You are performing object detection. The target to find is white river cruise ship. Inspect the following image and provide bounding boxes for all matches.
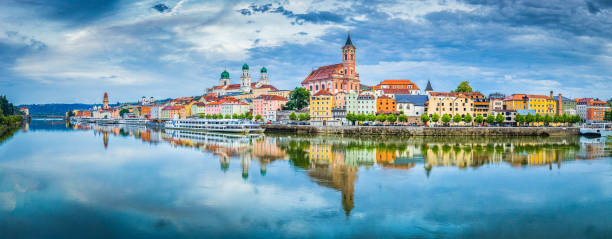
[164,119,265,134]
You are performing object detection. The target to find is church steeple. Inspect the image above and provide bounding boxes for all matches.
[344,32,354,47]
[342,32,356,78]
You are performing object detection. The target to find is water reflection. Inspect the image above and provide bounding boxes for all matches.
[66,122,612,217]
[0,120,610,238]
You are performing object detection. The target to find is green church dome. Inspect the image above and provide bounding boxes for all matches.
[220,70,230,79]
[260,67,267,73]
[242,63,249,70]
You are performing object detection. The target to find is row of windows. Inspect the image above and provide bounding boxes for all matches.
[434,108,473,112]
[436,102,474,106]
[309,83,356,92]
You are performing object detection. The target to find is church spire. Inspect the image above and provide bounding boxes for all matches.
[425,80,433,91]
[344,32,354,47]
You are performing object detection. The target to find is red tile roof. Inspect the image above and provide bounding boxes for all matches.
[257,84,279,91]
[226,84,242,90]
[373,79,420,90]
[162,106,184,110]
[302,64,342,84]
[312,89,333,96]
[257,95,288,101]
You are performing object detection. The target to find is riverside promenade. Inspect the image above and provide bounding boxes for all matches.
[264,125,579,137]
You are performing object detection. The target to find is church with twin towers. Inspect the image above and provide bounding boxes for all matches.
[206,63,278,97]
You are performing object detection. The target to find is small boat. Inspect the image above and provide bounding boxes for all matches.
[580,127,611,137]
[164,119,264,134]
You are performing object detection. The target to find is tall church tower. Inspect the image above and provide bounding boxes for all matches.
[241,63,251,91]
[259,67,268,85]
[220,70,230,86]
[103,92,109,109]
[342,33,356,78]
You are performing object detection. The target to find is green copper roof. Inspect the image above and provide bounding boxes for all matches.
[220,70,230,79]
[242,63,249,70]
[261,67,267,73]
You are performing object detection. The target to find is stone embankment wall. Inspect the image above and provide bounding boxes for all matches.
[264,125,579,137]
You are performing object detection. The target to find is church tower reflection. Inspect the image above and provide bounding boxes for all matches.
[103,132,109,149]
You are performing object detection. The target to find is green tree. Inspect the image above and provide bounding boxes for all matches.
[255,114,263,121]
[386,114,397,123]
[432,113,440,124]
[464,114,472,125]
[398,114,408,123]
[475,114,484,124]
[283,87,310,110]
[225,114,231,119]
[0,95,18,116]
[452,81,473,93]
[604,111,612,121]
[453,114,463,125]
[289,112,298,121]
[199,114,204,119]
[245,112,253,120]
[535,114,543,124]
[231,113,238,119]
[366,113,376,122]
[298,113,309,121]
[119,108,129,117]
[420,114,429,125]
[441,114,451,126]
[525,114,535,126]
[515,114,524,126]
[495,113,505,125]
[486,115,495,125]
[544,114,553,126]
[346,113,355,124]
[376,114,386,122]
[358,113,366,122]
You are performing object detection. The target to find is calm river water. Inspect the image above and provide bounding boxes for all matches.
[0,119,611,238]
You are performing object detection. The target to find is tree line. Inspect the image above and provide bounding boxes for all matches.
[0,96,23,128]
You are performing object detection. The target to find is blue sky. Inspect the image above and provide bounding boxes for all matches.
[0,0,610,104]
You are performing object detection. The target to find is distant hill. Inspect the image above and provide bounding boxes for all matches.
[19,104,95,116]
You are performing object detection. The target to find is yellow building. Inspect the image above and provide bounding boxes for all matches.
[426,92,474,124]
[310,90,335,122]
[504,94,557,115]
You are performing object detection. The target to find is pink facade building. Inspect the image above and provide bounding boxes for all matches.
[253,95,288,121]
[302,33,360,95]
[205,102,221,115]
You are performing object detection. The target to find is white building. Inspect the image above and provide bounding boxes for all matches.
[354,92,377,115]
[395,95,428,116]
[220,101,250,116]
[150,105,163,119]
[191,102,206,116]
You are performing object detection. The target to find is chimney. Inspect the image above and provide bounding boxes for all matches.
[558,93,562,116]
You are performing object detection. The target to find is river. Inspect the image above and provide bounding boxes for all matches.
[0,119,611,238]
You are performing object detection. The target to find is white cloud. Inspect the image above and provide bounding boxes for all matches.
[379,0,477,23]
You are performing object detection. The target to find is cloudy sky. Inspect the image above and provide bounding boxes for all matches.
[1,0,611,104]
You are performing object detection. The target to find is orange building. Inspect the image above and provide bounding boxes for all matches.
[140,105,152,119]
[76,110,91,117]
[376,95,397,114]
[588,100,610,121]
[373,79,420,95]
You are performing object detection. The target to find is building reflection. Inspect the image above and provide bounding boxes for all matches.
[68,123,611,217]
